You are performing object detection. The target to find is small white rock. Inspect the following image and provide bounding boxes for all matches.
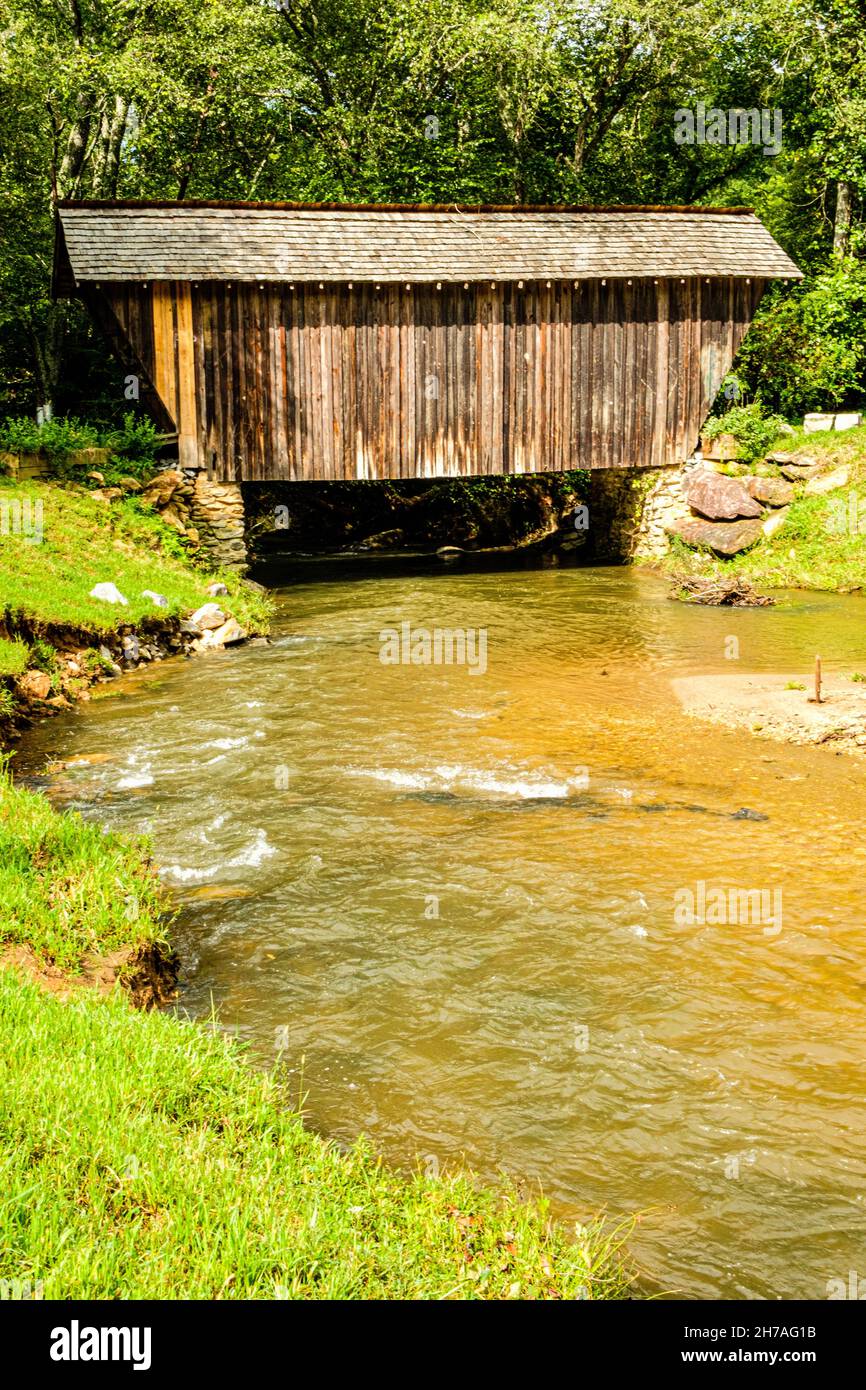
[834,412,863,432]
[206,582,229,597]
[142,589,169,608]
[89,582,129,606]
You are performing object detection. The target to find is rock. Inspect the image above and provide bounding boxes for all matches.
[834,412,863,431]
[89,582,129,606]
[209,618,246,647]
[121,635,140,664]
[17,670,52,701]
[190,603,226,630]
[180,619,204,638]
[746,476,794,507]
[116,475,143,492]
[781,463,819,482]
[684,469,762,521]
[804,466,850,496]
[667,516,765,556]
[765,451,796,465]
[804,413,835,433]
[87,471,106,486]
[700,432,741,462]
[141,589,169,608]
[160,503,187,534]
[206,582,229,597]
[248,636,271,647]
[762,506,790,539]
[90,487,123,503]
[45,694,70,709]
[357,528,405,549]
[139,469,184,508]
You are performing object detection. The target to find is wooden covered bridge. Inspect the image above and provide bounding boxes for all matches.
[53,202,800,483]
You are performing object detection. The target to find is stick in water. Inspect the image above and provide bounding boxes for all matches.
[814,654,822,704]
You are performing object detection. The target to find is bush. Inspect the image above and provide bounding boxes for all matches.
[0,412,160,482]
[0,417,42,454]
[104,411,160,466]
[36,417,100,467]
[736,263,866,417]
[702,402,788,463]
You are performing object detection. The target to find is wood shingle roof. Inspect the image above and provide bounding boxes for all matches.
[55,201,801,288]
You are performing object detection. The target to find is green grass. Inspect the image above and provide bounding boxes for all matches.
[0,971,631,1300]
[0,478,269,635]
[0,766,169,971]
[669,425,866,593]
[0,772,632,1300]
[0,636,28,677]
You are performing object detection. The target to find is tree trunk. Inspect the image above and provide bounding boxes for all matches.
[833,180,852,258]
[30,304,66,421]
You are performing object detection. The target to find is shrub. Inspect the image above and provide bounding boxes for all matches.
[702,402,788,463]
[736,263,866,417]
[0,417,42,454]
[104,412,160,466]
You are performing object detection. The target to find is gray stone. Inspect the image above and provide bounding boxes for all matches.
[142,589,169,608]
[667,516,765,556]
[206,582,229,597]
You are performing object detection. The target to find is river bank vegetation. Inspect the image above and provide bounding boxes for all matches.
[667,425,866,592]
[0,765,632,1300]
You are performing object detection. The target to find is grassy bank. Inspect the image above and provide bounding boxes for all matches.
[667,425,866,593]
[0,476,268,644]
[0,770,632,1300]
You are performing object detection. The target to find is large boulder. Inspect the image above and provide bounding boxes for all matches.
[684,469,762,521]
[746,476,794,507]
[667,516,765,556]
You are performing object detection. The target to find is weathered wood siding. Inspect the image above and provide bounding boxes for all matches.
[99,277,765,481]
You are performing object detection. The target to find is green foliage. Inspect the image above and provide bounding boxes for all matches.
[0,411,160,483]
[0,417,42,454]
[736,263,866,416]
[28,638,57,675]
[0,636,28,677]
[702,402,788,462]
[104,412,161,465]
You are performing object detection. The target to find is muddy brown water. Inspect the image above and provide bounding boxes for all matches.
[18,558,866,1298]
